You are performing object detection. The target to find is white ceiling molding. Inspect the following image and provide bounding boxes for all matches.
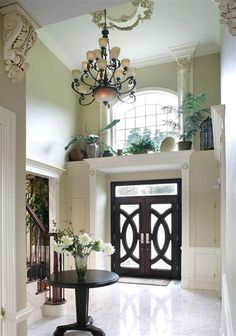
[36,28,73,70]
[170,42,199,61]
[0,2,39,83]
[214,0,236,36]
[92,0,154,31]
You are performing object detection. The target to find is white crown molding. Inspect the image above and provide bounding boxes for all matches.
[132,45,220,69]
[0,3,39,83]
[170,42,199,62]
[132,53,175,68]
[26,158,65,179]
[36,28,73,71]
[214,0,236,36]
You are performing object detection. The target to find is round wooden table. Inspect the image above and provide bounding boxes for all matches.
[47,270,119,336]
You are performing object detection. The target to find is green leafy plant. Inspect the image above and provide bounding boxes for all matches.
[123,128,157,154]
[26,175,49,231]
[163,92,210,141]
[65,119,120,152]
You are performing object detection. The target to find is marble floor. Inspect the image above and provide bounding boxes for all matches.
[28,281,221,336]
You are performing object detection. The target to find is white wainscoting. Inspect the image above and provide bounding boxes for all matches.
[189,247,220,290]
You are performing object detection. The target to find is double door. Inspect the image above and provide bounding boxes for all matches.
[111,181,181,279]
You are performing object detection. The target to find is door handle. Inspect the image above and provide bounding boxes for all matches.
[140,233,144,244]
[146,233,150,244]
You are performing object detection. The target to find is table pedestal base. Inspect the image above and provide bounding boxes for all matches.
[54,319,105,336]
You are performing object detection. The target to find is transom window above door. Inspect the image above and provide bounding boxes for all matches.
[111,90,178,150]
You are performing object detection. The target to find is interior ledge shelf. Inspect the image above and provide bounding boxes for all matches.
[84,150,193,174]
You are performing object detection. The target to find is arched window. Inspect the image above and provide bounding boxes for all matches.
[111,89,178,150]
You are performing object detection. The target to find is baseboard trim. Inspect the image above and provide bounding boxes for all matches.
[222,273,234,336]
[16,307,32,324]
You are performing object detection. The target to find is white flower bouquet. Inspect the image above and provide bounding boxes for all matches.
[53,228,115,258]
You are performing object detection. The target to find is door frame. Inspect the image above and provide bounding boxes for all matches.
[0,106,16,336]
[111,178,182,278]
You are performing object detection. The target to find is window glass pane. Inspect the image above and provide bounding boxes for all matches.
[115,183,178,197]
[146,115,156,127]
[136,106,145,117]
[146,105,156,115]
[126,118,135,129]
[136,117,145,128]
[112,90,178,150]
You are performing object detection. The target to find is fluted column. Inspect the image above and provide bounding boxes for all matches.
[0,3,39,83]
[170,43,198,103]
[214,0,236,36]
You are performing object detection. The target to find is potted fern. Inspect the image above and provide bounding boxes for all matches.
[163,92,210,150]
[123,128,157,154]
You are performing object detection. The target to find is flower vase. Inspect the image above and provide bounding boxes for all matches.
[86,143,100,158]
[74,255,88,279]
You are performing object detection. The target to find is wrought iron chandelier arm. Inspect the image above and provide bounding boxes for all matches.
[117,90,136,104]
[86,64,101,83]
[71,82,94,96]
[79,95,95,106]
[116,78,136,95]
[80,71,98,88]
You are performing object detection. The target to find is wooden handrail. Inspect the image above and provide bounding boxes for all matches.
[26,202,48,234]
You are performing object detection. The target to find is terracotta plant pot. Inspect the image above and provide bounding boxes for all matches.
[69,147,86,161]
[177,140,192,151]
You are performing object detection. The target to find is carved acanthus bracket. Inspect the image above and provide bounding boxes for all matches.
[1,6,38,83]
[215,0,236,36]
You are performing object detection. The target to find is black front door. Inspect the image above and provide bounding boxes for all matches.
[111,180,181,279]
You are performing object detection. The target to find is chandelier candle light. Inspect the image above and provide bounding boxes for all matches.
[71,9,136,107]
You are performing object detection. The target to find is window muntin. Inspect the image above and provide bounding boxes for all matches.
[112,90,178,150]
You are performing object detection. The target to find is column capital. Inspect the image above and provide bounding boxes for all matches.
[170,42,199,65]
[214,0,236,36]
[0,3,40,83]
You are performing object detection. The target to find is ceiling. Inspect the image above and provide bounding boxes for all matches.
[7,0,221,70]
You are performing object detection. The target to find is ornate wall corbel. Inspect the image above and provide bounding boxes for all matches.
[215,0,236,36]
[1,4,39,83]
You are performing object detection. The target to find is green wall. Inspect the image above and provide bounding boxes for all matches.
[26,38,78,168]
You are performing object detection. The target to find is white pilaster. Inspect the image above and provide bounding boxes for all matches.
[170,43,198,103]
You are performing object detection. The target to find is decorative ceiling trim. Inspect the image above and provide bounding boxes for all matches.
[0,3,39,83]
[92,0,154,31]
[214,0,236,36]
[170,42,199,62]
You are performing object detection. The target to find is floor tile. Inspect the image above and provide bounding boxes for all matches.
[27,282,221,336]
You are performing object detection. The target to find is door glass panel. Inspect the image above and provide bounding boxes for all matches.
[126,224,133,249]
[121,257,139,268]
[116,183,177,197]
[121,204,139,214]
[165,213,172,233]
[152,259,171,270]
[157,224,165,250]
[151,203,171,213]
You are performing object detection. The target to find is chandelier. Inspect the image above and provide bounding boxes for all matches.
[71,9,136,108]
